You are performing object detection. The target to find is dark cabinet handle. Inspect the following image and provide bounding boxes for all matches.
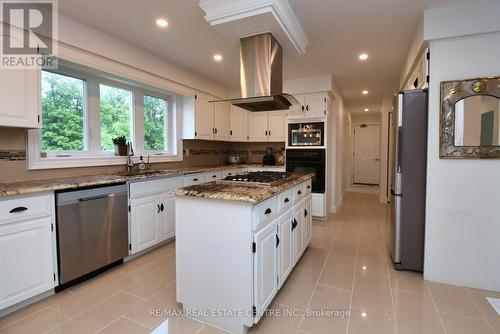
[301,105,305,112]
[276,234,280,247]
[306,105,309,111]
[264,208,272,215]
[292,219,298,231]
[230,130,233,136]
[157,204,161,213]
[212,175,217,178]
[297,190,302,195]
[265,130,268,136]
[193,178,199,181]
[9,206,28,213]
[215,128,218,134]
[307,185,311,189]
[305,209,308,218]
[161,203,164,212]
[268,130,271,136]
[284,198,290,203]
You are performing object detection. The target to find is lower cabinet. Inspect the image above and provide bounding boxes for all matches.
[277,208,293,288]
[292,201,304,264]
[0,194,56,311]
[129,177,182,254]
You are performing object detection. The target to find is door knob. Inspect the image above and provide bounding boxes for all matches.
[374,158,380,161]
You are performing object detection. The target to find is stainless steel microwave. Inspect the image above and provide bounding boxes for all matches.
[288,122,324,146]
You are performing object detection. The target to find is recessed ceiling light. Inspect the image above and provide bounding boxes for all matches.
[362,90,369,95]
[362,265,367,270]
[364,108,369,112]
[213,54,223,62]
[361,312,367,318]
[156,18,168,28]
[359,53,368,60]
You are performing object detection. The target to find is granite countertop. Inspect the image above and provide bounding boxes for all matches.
[173,173,315,204]
[0,164,285,198]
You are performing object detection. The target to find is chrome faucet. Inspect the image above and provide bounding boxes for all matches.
[126,142,135,172]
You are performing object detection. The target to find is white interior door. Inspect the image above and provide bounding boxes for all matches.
[353,124,381,185]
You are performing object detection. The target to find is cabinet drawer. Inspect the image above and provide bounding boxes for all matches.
[129,176,183,199]
[184,173,207,186]
[293,183,305,203]
[0,193,53,224]
[277,189,294,214]
[222,169,246,178]
[206,171,223,181]
[254,197,277,231]
[303,179,312,195]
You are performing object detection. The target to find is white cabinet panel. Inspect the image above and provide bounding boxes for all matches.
[311,193,325,218]
[303,197,312,248]
[286,94,306,120]
[214,102,230,141]
[195,94,214,140]
[158,196,175,242]
[277,209,293,288]
[293,203,303,264]
[253,220,278,322]
[268,111,286,142]
[0,36,40,128]
[130,196,158,253]
[206,171,223,181]
[229,106,248,142]
[184,173,207,186]
[305,93,327,118]
[0,217,54,310]
[248,112,269,142]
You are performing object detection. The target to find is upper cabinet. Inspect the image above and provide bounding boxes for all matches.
[183,93,230,141]
[213,102,230,141]
[229,105,248,142]
[248,111,285,142]
[0,64,41,128]
[287,93,329,119]
[194,93,214,140]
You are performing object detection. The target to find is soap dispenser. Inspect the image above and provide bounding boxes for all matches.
[138,156,146,171]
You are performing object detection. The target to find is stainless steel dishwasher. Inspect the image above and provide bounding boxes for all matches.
[56,184,128,286]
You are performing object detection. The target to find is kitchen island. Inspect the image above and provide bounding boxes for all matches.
[174,172,314,333]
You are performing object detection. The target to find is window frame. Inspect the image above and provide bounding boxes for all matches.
[28,63,182,170]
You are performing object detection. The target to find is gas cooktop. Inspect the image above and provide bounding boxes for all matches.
[217,171,297,187]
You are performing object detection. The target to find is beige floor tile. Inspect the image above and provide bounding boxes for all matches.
[299,285,351,334]
[469,293,500,333]
[248,304,302,334]
[1,307,66,334]
[389,269,428,294]
[121,251,174,279]
[50,272,138,319]
[296,246,328,272]
[125,259,176,299]
[96,317,149,334]
[440,312,495,334]
[329,239,357,261]
[46,292,143,334]
[150,317,204,334]
[347,307,396,334]
[427,281,483,318]
[392,289,445,334]
[356,247,389,277]
[125,283,181,328]
[351,273,393,316]
[335,225,360,242]
[466,288,500,298]
[0,290,72,329]
[309,230,335,250]
[318,258,355,290]
[274,268,319,310]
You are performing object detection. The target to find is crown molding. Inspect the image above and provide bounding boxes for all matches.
[199,0,308,54]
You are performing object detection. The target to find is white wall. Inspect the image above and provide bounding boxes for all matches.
[424,32,500,291]
[351,113,381,124]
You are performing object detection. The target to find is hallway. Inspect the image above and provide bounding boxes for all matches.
[0,191,498,334]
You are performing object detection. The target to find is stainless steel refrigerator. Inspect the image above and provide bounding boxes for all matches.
[389,89,428,271]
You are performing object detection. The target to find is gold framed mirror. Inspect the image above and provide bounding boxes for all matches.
[440,76,500,158]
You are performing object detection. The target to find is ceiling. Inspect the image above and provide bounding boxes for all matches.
[57,0,470,113]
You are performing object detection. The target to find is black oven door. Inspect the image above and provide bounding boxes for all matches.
[286,149,326,193]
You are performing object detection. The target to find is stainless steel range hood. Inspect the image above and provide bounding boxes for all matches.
[213,33,299,112]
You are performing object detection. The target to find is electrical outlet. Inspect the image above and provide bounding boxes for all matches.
[185,148,190,157]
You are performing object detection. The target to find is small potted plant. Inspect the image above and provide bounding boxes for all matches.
[112,136,128,156]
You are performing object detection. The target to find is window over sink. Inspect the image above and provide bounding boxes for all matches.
[28,60,181,169]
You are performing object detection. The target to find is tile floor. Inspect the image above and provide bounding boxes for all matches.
[1,190,499,334]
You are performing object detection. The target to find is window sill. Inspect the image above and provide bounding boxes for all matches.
[27,154,183,170]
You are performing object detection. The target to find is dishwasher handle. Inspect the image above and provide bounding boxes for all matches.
[78,194,117,202]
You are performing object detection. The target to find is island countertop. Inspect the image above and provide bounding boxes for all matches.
[173,172,315,203]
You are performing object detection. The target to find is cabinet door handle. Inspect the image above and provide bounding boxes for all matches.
[284,197,290,203]
[265,130,268,136]
[306,105,309,111]
[297,190,302,195]
[157,204,161,213]
[264,208,272,215]
[292,219,298,231]
[305,209,308,218]
[276,234,280,247]
[307,185,311,189]
[230,130,233,136]
[9,206,28,213]
[301,105,305,112]
[193,178,199,182]
[215,128,218,134]
[268,130,271,136]
[161,203,164,212]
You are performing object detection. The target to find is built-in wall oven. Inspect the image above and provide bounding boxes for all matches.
[288,122,324,147]
[286,149,326,193]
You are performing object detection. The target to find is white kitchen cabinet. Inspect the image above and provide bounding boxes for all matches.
[129,177,182,254]
[206,171,223,181]
[214,102,230,141]
[0,36,40,128]
[277,208,293,288]
[194,93,215,140]
[0,193,56,311]
[253,220,278,322]
[292,202,304,264]
[130,196,159,253]
[303,197,312,247]
[286,93,329,119]
[184,173,207,186]
[229,105,249,142]
[248,111,285,142]
[311,193,326,218]
[268,111,286,142]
